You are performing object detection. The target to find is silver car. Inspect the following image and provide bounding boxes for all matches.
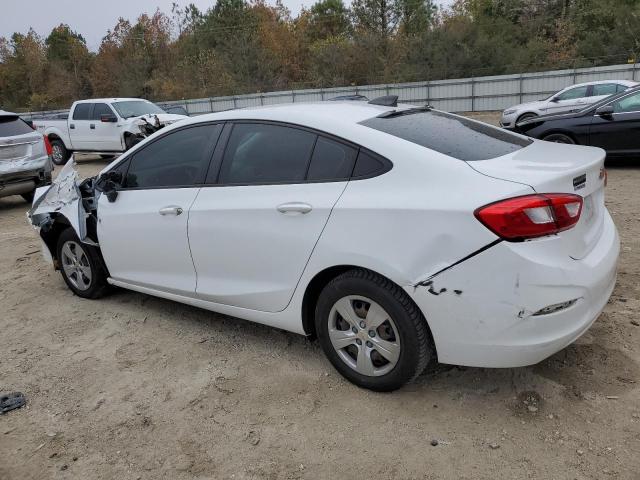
[0,110,53,202]
[500,80,638,127]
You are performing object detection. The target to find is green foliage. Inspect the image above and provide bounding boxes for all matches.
[0,0,639,111]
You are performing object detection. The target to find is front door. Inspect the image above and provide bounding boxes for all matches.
[97,123,222,295]
[91,103,122,151]
[589,90,640,156]
[545,85,590,115]
[189,123,357,312]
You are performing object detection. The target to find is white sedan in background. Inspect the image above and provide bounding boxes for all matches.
[500,79,638,127]
[29,97,619,391]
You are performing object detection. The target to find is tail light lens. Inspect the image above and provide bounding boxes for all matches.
[475,194,583,241]
[43,136,53,156]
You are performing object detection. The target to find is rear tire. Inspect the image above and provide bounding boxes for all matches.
[315,268,432,391]
[543,133,575,144]
[56,228,110,299]
[50,139,70,165]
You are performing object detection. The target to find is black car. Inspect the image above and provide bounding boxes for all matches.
[512,85,640,158]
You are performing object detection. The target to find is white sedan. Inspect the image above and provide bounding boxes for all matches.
[29,97,619,391]
[500,79,638,127]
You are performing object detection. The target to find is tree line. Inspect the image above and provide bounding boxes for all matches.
[1,0,639,112]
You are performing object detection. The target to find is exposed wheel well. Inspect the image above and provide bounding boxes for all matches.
[39,216,71,268]
[302,265,355,338]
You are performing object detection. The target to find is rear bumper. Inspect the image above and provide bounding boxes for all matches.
[406,211,620,368]
[0,157,52,198]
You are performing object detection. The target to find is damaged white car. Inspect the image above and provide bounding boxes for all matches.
[28,97,620,391]
[31,98,188,165]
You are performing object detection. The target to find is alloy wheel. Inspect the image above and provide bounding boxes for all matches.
[60,241,92,291]
[327,295,401,376]
[52,144,64,163]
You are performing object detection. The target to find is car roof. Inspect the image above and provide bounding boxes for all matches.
[0,109,18,117]
[565,79,638,89]
[191,101,402,133]
[74,98,152,104]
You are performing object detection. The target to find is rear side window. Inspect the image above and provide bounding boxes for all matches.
[360,110,531,161]
[616,84,631,93]
[307,137,357,181]
[0,116,34,137]
[219,123,316,184]
[591,84,618,96]
[125,124,222,188]
[73,104,92,120]
[92,103,114,120]
[353,150,387,177]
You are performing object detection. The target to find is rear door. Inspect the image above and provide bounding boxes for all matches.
[188,122,355,312]
[97,123,222,295]
[68,103,93,150]
[589,90,640,156]
[90,103,122,151]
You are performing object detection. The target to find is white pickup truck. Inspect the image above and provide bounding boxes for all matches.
[32,98,188,165]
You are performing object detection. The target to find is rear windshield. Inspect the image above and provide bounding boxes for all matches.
[0,116,34,137]
[360,110,532,161]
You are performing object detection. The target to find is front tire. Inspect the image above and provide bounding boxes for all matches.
[543,133,575,144]
[56,228,110,299]
[315,269,432,391]
[50,139,70,165]
[517,112,538,123]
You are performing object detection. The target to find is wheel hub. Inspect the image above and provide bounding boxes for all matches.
[327,295,401,377]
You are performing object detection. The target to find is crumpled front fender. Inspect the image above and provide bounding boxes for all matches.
[28,157,88,241]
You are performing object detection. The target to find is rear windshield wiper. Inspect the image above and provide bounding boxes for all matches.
[376,106,433,119]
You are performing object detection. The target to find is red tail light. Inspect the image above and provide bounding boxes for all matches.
[475,194,583,241]
[43,136,53,156]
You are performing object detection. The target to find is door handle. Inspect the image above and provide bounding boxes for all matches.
[90,124,95,129]
[159,206,184,216]
[277,202,312,215]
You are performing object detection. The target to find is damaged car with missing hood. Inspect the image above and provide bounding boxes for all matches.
[31,98,188,165]
[28,97,620,391]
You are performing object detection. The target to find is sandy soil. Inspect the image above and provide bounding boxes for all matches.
[1,120,639,479]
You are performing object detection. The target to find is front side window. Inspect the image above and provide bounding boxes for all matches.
[125,124,222,188]
[556,86,588,101]
[219,123,316,184]
[92,103,114,120]
[73,103,92,120]
[612,91,640,113]
[112,101,165,119]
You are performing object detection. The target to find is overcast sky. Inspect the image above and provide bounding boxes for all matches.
[1,0,454,51]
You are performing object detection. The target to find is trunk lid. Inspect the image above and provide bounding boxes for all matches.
[468,139,607,259]
[0,132,44,163]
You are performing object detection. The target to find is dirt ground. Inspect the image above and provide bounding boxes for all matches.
[1,114,639,480]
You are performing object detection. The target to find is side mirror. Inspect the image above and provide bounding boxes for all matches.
[595,105,614,117]
[97,171,123,203]
[100,114,118,123]
[550,97,560,103]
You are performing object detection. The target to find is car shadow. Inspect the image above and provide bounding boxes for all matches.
[102,287,639,406]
